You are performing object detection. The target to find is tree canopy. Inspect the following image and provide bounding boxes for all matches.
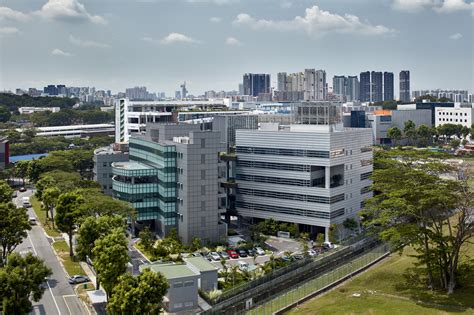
[0,203,31,262]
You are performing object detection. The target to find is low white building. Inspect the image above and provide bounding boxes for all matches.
[16,123,114,138]
[18,107,60,114]
[435,104,474,128]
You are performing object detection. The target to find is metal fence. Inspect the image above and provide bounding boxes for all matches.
[246,244,389,315]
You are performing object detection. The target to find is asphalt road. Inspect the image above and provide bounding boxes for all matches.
[14,190,87,315]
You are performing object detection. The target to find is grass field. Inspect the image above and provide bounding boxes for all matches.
[287,245,474,315]
[30,196,61,237]
[52,240,86,277]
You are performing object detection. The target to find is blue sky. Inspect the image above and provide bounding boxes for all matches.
[0,0,472,95]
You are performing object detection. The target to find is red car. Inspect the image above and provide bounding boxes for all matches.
[227,250,239,259]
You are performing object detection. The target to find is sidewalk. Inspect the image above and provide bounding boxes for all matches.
[80,262,100,289]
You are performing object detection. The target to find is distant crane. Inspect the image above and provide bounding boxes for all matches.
[180,81,188,99]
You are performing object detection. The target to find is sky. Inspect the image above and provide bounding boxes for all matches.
[0,0,473,96]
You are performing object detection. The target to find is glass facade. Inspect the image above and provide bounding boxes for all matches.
[112,137,177,225]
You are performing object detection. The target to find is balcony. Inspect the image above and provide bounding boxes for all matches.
[220,178,237,188]
[219,152,237,162]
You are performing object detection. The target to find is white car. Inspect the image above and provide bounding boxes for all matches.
[22,197,31,208]
[210,252,221,261]
[29,217,37,225]
[307,249,317,257]
[255,247,265,256]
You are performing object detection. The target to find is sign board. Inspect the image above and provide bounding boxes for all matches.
[277,231,290,238]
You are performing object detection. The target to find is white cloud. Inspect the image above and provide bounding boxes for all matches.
[141,36,154,43]
[51,48,73,56]
[210,17,222,23]
[0,27,21,35]
[36,0,107,25]
[225,36,242,46]
[233,6,394,37]
[449,32,463,39]
[434,0,474,13]
[187,0,237,4]
[69,35,109,48]
[0,7,30,22]
[160,33,201,44]
[392,0,436,12]
[280,0,293,9]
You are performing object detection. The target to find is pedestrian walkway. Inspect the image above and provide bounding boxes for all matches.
[80,262,99,289]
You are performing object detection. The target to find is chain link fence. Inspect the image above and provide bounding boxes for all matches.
[246,244,389,315]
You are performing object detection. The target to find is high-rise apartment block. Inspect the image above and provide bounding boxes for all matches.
[242,73,270,97]
[399,70,410,103]
[359,72,371,102]
[371,71,383,103]
[383,72,394,101]
[333,76,346,99]
[346,76,360,102]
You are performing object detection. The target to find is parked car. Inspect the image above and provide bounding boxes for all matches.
[204,253,213,261]
[307,249,317,257]
[191,252,202,257]
[19,187,27,192]
[238,261,249,271]
[210,252,221,261]
[281,256,293,262]
[255,247,265,256]
[68,275,90,284]
[227,249,239,259]
[292,254,304,260]
[322,242,334,250]
[238,249,248,257]
[11,191,17,198]
[219,251,229,259]
[247,249,255,256]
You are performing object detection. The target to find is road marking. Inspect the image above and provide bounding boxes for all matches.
[27,231,62,315]
[62,296,72,315]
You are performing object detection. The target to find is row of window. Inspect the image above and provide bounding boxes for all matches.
[439,112,469,116]
[361,186,372,194]
[237,160,313,172]
[236,201,344,220]
[438,118,469,123]
[236,146,330,158]
[238,188,345,204]
[236,173,312,187]
[360,171,372,180]
[129,142,176,159]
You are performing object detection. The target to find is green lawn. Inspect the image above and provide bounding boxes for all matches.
[52,240,86,277]
[30,196,61,237]
[287,245,474,315]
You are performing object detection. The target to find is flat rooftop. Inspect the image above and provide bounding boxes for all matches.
[112,161,154,170]
[142,263,199,279]
[185,257,218,272]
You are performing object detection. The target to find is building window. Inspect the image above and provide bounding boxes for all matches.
[201,185,206,195]
[184,280,194,287]
[173,303,183,309]
[173,282,183,288]
[201,154,206,164]
[201,170,206,180]
[201,138,206,148]
[184,301,194,307]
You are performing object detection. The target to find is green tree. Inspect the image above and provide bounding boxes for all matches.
[450,138,460,149]
[76,215,125,261]
[35,175,55,201]
[139,227,155,253]
[470,124,474,139]
[15,160,30,185]
[55,192,84,257]
[0,252,52,314]
[2,129,21,142]
[21,127,37,142]
[416,124,433,147]
[0,203,31,262]
[190,237,201,252]
[403,120,417,145]
[107,269,169,315]
[93,228,129,295]
[460,125,470,140]
[41,186,60,228]
[0,105,11,123]
[300,232,310,256]
[342,218,358,231]
[0,180,13,203]
[386,127,402,146]
[77,188,134,217]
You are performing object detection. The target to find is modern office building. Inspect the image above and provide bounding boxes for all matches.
[16,124,115,138]
[93,143,129,196]
[304,69,317,101]
[383,72,394,101]
[111,123,227,243]
[242,73,270,97]
[115,98,230,142]
[43,85,59,96]
[346,76,360,102]
[397,101,455,125]
[371,71,383,103]
[234,102,373,241]
[212,115,258,149]
[315,70,327,101]
[277,72,287,92]
[359,72,371,102]
[399,70,411,102]
[18,107,61,114]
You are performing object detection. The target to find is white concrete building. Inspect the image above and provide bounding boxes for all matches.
[435,104,474,128]
[234,102,373,241]
[115,98,231,142]
[18,107,60,114]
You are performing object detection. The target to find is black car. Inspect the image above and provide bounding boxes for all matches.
[238,249,248,257]
[247,249,255,256]
[19,187,27,192]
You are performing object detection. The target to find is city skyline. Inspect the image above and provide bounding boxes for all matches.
[0,0,472,95]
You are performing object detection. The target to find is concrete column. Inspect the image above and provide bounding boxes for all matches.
[325,166,331,189]
[324,226,329,243]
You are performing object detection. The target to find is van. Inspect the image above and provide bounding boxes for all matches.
[238,261,249,271]
[22,197,31,208]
